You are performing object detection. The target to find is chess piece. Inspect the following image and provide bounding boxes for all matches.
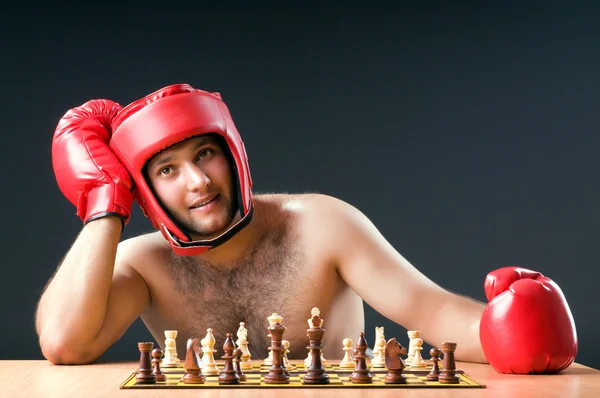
[183,338,205,384]
[439,342,460,384]
[304,308,327,366]
[373,327,383,355]
[219,333,240,384]
[372,327,384,352]
[282,340,291,374]
[371,327,386,368]
[162,330,180,368]
[264,313,283,365]
[427,347,442,381]
[201,328,220,375]
[136,342,157,384]
[236,322,252,370]
[152,348,167,382]
[405,330,420,366]
[384,338,407,384]
[304,350,311,366]
[410,337,427,367]
[339,338,355,368]
[303,309,330,384]
[233,348,247,381]
[264,319,290,384]
[350,333,373,383]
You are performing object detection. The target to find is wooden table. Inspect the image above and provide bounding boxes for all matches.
[0,360,598,398]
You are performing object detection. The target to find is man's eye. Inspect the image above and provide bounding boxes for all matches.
[159,167,171,175]
[198,149,213,159]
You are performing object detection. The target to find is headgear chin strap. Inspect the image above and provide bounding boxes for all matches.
[109,83,253,255]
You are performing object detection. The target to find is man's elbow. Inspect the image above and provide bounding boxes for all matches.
[39,334,101,365]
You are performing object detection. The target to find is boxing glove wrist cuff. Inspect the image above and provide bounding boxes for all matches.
[78,184,133,226]
[85,212,127,233]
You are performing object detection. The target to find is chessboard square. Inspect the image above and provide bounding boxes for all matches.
[175,380,207,386]
[406,377,427,385]
[457,375,479,386]
[335,368,354,373]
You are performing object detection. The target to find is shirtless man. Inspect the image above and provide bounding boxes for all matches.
[36,84,577,374]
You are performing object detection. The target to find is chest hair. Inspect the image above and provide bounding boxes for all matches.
[165,222,305,357]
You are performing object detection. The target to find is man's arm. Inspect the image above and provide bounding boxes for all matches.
[313,195,487,363]
[35,217,150,364]
[42,98,146,364]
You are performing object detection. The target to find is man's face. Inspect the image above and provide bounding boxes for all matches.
[146,135,238,240]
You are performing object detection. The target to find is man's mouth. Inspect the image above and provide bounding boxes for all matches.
[190,194,219,209]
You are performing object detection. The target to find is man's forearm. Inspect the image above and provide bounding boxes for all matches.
[447,294,487,363]
[35,217,122,361]
[424,292,487,364]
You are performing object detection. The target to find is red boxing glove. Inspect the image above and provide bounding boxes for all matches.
[480,266,577,374]
[52,99,133,226]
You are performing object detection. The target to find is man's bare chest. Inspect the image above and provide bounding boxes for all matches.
[146,232,319,358]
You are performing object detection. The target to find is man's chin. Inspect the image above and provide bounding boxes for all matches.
[182,211,240,241]
[186,221,236,241]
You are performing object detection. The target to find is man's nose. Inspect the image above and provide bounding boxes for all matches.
[183,163,210,191]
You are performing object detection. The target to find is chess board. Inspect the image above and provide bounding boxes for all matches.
[120,362,486,389]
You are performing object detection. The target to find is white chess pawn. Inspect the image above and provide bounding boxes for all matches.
[338,338,355,368]
[304,348,312,367]
[201,328,220,375]
[282,340,291,369]
[411,337,427,367]
[265,313,283,365]
[406,330,421,366]
[161,330,180,368]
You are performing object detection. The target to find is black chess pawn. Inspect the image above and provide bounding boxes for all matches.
[351,333,373,383]
[427,347,441,381]
[152,348,167,382]
[233,348,247,382]
[136,342,157,384]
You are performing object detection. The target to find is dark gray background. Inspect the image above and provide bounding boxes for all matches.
[2,2,598,370]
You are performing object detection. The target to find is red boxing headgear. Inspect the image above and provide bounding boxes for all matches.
[109,83,253,256]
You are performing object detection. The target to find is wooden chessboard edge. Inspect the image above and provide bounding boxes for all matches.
[119,371,487,389]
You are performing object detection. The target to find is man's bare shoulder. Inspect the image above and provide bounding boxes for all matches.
[116,231,172,270]
[253,192,356,223]
[254,192,361,252]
